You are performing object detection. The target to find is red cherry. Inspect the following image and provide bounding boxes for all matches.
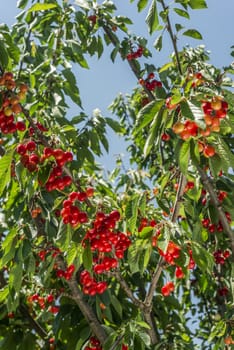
[161,133,170,141]
[175,266,184,279]
[16,143,27,155]
[96,281,107,294]
[49,306,59,314]
[47,294,54,303]
[16,121,26,131]
[26,140,36,152]
[43,147,54,158]
[203,145,215,158]
[161,281,174,296]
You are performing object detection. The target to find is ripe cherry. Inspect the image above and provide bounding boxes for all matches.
[203,145,215,158]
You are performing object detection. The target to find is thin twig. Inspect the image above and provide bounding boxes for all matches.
[160,0,183,75]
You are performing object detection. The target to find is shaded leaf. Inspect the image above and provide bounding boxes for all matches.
[0,149,14,197]
[0,41,9,69]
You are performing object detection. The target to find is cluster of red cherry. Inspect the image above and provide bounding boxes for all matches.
[158,241,181,265]
[161,281,175,297]
[27,292,59,314]
[16,141,73,190]
[202,97,228,119]
[159,242,195,295]
[84,210,131,258]
[171,93,229,158]
[200,188,227,206]
[213,249,230,265]
[80,270,108,296]
[37,246,61,262]
[78,210,131,296]
[0,72,28,134]
[60,189,94,226]
[84,336,128,350]
[202,211,231,233]
[84,336,102,350]
[139,72,162,91]
[55,264,75,281]
[126,45,143,60]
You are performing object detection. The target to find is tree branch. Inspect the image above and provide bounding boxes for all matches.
[101,23,155,102]
[106,270,144,309]
[160,0,182,75]
[19,304,48,341]
[56,257,107,344]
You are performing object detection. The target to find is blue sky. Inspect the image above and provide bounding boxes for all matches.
[0,0,233,170]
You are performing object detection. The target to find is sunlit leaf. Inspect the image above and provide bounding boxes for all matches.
[146,0,159,34]
[137,0,148,12]
[28,3,58,12]
[183,29,203,40]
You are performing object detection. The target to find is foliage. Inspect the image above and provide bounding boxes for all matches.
[0,0,234,349]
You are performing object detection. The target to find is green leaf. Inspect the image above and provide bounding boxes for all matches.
[154,35,162,51]
[106,117,123,133]
[97,35,104,59]
[28,3,58,12]
[137,331,151,346]
[175,23,184,32]
[17,0,29,9]
[66,242,78,266]
[134,100,164,135]
[159,62,174,73]
[143,107,165,157]
[208,320,226,342]
[9,262,23,293]
[75,0,91,9]
[183,29,203,40]
[191,241,214,273]
[138,226,154,239]
[208,154,222,177]
[212,137,234,174]
[0,41,9,69]
[125,195,140,233]
[83,243,92,272]
[176,140,190,175]
[137,0,148,12]
[111,295,122,318]
[146,0,159,34]
[157,226,170,253]
[0,286,9,303]
[174,8,190,19]
[189,0,207,9]
[38,165,51,186]
[0,149,14,197]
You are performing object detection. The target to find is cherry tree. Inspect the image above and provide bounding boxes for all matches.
[0,0,233,349]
